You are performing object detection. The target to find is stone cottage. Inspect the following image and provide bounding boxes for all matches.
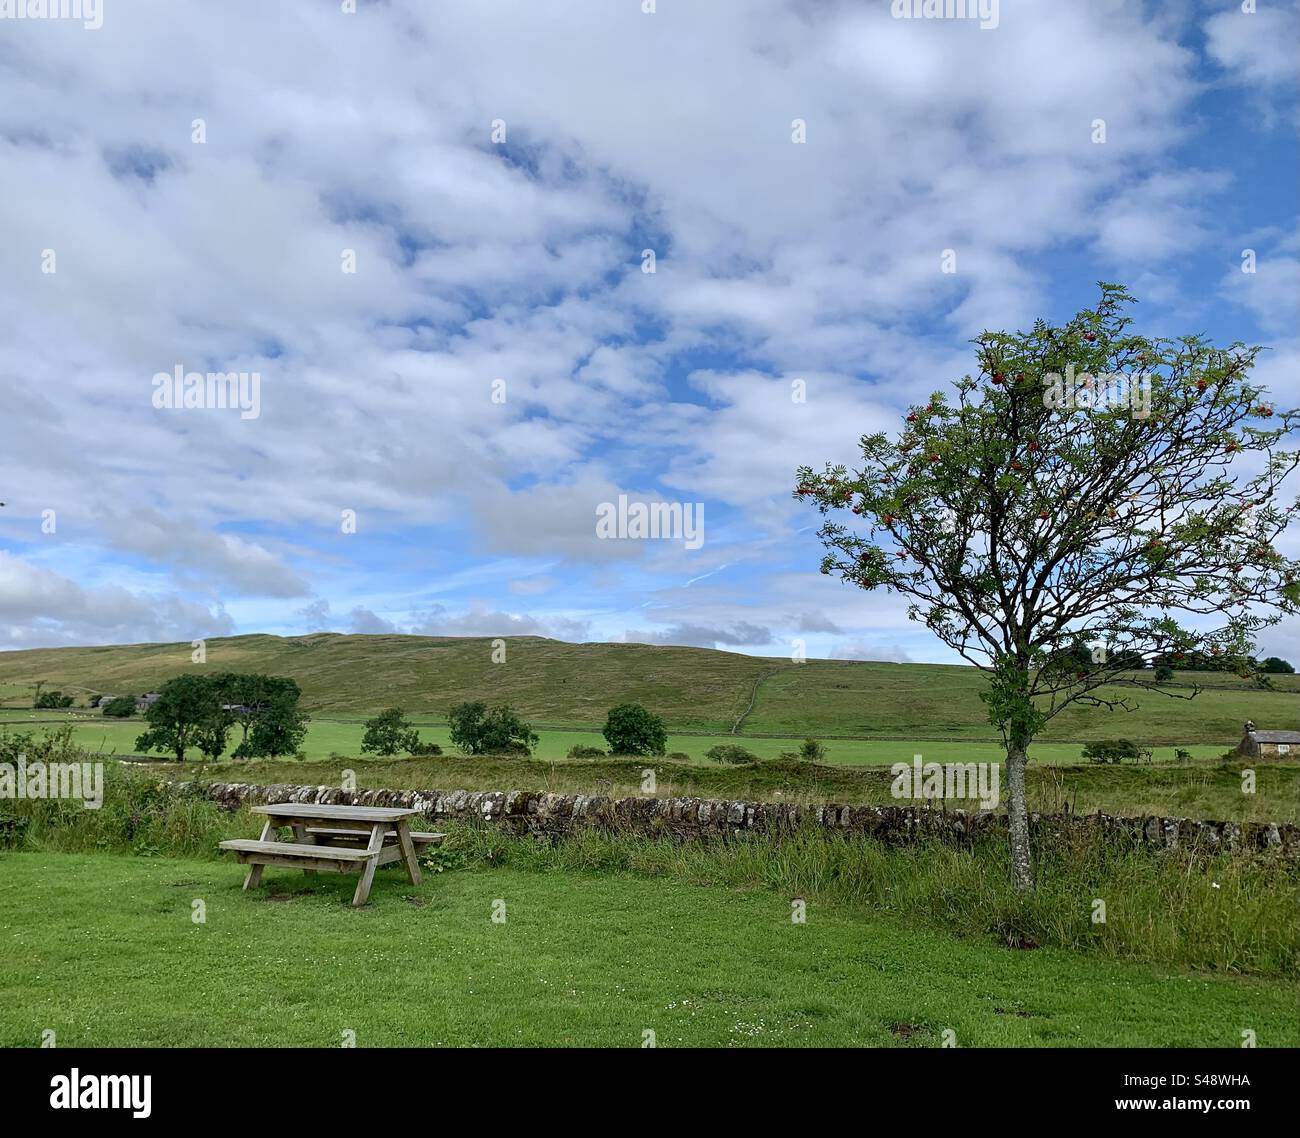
[1237,721,1300,759]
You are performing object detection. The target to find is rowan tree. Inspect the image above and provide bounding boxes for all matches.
[796,283,1299,891]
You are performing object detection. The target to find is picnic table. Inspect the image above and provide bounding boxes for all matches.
[219,803,444,906]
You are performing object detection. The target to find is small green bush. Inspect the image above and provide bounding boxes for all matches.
[447,702,539,756]
[361,707,419,756]
[705,744,760,765]
[102,695,137,718]
[567,744,607,759]
[601,704,667,757]
[799,737,827,762]
[1082,739,1151,765]
[422,846,466,874]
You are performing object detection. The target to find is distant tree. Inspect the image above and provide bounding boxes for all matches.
[1260,656,1295,674]
[102,695,137,718]
[705,743,759,765]
[135,675,226,762]
[601,703,667,756]
[1081,739,1151,765]
[246,683,310,757]
[361,708,420,757]
[798,284,1299,892]
[447,701,539,756]
[798,737,827,762]
[35,690,75,709]
[215,673,309,758]
[1153,664,1175,683]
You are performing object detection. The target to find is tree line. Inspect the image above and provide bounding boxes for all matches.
[360,701,670,759]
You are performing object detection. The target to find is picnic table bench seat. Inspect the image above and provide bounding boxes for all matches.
[304,826,446,847]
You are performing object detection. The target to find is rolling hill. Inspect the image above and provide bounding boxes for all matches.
[0,633,1295,744]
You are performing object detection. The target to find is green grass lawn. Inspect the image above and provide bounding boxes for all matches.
[0,708,1241,767]
[2,851,1294,1048]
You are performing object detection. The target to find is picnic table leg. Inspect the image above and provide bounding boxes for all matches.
[291,823,318,876]
[244,818,276,891]
[351,823,387,907]
[394,820,423,886]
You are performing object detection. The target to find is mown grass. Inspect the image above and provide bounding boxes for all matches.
[2,849,1295,1048]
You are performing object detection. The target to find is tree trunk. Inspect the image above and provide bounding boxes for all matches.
[1005,739,1032,893]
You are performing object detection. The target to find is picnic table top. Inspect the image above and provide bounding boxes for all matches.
[251,802,421,822]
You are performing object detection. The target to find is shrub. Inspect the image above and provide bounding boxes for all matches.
[447,702,539,756]
[361,708,420,756]
[567,744,606,759]
[1153,664,1175,682]
[407,741,443,756]
[798,737,827,762]
[667,752,691,762]
[35,690,74,709]
[1081,739,1152,765]
[705,744,760,765]
[0,813,31,847]
[422,846,466,874]
[102,695,137,718]
[1174,748,1192,762]
[601,704,667,757]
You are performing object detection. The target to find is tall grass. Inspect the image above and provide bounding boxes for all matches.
[439,822,1299,978]
[2,732,242,858]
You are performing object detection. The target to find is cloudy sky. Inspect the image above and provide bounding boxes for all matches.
[0,0,1297,661]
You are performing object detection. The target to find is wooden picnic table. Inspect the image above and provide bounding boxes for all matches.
[219,803,443,906]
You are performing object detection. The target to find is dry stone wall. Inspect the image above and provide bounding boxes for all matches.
[190,781,1300,858]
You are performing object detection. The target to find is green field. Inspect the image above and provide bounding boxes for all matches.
[0,633,1295,749]
[0,708,1236,767]
[2,851,1294,1047]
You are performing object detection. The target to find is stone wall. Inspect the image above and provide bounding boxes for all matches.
[190,781,1300,858]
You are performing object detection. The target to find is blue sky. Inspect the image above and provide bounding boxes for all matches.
[0,0,1297,661]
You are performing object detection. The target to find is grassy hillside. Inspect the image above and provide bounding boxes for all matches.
[0,632,1295,745]
[748,661,1300,743]
[0,634,770,730]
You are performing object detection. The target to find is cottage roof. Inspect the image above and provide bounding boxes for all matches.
[1250,730,1300,744]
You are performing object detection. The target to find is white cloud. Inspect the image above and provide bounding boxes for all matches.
[0,552,232,649]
